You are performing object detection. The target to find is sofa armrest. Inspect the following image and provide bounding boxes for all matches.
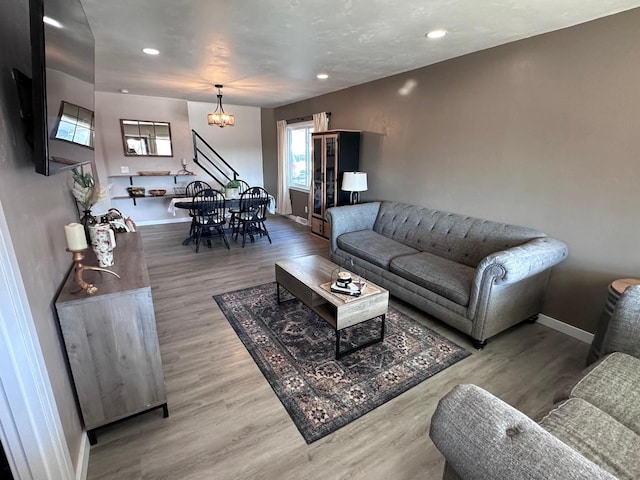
[601,285,640,359]
[325,202,381,253]
[429,384,617,480]
[474,237,568,286]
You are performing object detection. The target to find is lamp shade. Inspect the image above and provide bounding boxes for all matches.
[341,172,367,192]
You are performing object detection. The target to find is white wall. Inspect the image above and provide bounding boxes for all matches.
[187,101,264,188]
[94,93,264,224]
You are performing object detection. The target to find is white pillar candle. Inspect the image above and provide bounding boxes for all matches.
[65,223,87,251]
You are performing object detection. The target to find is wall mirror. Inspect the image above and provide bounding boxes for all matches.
[120,119,173,156]
[52,101,95,149]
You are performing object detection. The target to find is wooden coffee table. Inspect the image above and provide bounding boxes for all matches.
[275,255,389,359]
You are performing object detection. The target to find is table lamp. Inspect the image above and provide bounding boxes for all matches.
[341,172,368,204]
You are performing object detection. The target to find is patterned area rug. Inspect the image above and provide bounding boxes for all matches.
[213,282,470,443]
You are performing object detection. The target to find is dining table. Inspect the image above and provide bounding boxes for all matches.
[167,195,276,216]
[169,195,276,245]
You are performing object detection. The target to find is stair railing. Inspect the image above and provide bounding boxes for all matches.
[191,129,240,188]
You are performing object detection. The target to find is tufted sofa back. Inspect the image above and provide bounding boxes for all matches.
[372,202,545,268]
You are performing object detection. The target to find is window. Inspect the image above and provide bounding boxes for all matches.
[287,121,313,190]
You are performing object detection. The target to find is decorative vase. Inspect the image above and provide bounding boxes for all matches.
[88,224,116,267]
[80,209,97,242]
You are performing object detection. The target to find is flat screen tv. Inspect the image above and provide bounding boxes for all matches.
[29,0,95,176]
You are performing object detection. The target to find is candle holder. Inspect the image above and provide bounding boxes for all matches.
[67,248,120,295]
[176,158,194,175]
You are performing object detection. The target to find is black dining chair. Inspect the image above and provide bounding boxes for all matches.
[184,181,212,236]
[237,179,250,194]
[185,180,212,198]
[191,189,229,252]
[228,179,251,231]
[233,187,272,247]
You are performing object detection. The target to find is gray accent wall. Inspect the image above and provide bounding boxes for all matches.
[1,0,84,470]
[262,8,640,333]
[260,108,278,195]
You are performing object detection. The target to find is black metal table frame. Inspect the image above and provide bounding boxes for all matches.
[276,282,386,360]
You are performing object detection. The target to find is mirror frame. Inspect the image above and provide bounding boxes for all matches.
[120,119,173,157]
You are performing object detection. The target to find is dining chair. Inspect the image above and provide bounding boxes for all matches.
[237,179,250,194]
[228,179,251,231]
[185,181,212,237]
[185,180,212,198]
[233,187,272,247]
[192,189,229,252]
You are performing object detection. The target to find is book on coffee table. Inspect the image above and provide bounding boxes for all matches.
[330,282,367,297]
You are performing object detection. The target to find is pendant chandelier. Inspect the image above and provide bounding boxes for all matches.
[207,84,235,128]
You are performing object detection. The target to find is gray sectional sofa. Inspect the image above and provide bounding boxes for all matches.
[326,201,568,347]
[430,285,640,480]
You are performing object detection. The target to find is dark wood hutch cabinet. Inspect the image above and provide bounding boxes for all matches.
[310,130,360,238]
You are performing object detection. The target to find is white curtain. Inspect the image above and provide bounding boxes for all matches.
[313,112,330,132]
[276,120,292,215]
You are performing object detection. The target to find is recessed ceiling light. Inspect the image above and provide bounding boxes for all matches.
[142,48,160,55]
[119,89,129,94]
[43,16,62,28]
[317,73,329,80]
[426,29,447,39]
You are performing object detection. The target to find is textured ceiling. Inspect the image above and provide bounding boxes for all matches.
[80,0,640,108]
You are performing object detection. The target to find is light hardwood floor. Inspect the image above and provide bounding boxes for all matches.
[87,215,589,480]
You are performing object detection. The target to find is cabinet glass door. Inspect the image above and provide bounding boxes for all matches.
[312,136,323,216]
[324,136,337,211]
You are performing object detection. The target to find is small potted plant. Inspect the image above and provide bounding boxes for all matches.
[225,179,241,199]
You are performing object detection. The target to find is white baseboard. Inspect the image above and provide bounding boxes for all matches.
[286,214,308,226]
[538,314,594,344]
[136,217,191,226]
[76,435,90,480]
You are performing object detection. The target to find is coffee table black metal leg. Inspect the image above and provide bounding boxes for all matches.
[276,282,297,305]
[335,314,386,359]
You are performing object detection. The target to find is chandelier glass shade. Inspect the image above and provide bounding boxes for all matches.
[208,84,235,128]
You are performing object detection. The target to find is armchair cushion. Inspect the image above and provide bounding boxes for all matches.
[570,352,640,434]
[390,252,474,306]
[540,397,640,480]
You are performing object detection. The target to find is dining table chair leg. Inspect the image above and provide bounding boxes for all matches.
[220,226,230,250]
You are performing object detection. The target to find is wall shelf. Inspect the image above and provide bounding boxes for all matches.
[108,174,195,205]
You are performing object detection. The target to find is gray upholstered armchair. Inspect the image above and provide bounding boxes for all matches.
[429,285,640,479]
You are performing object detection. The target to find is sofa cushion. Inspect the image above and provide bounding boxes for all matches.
[570,352,640,435]
[389,252,475,306]
[540,397,640,480]
[336,230,419,270]
[373,202,544,268]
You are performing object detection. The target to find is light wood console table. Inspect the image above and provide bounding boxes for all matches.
[55,232,167,445]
